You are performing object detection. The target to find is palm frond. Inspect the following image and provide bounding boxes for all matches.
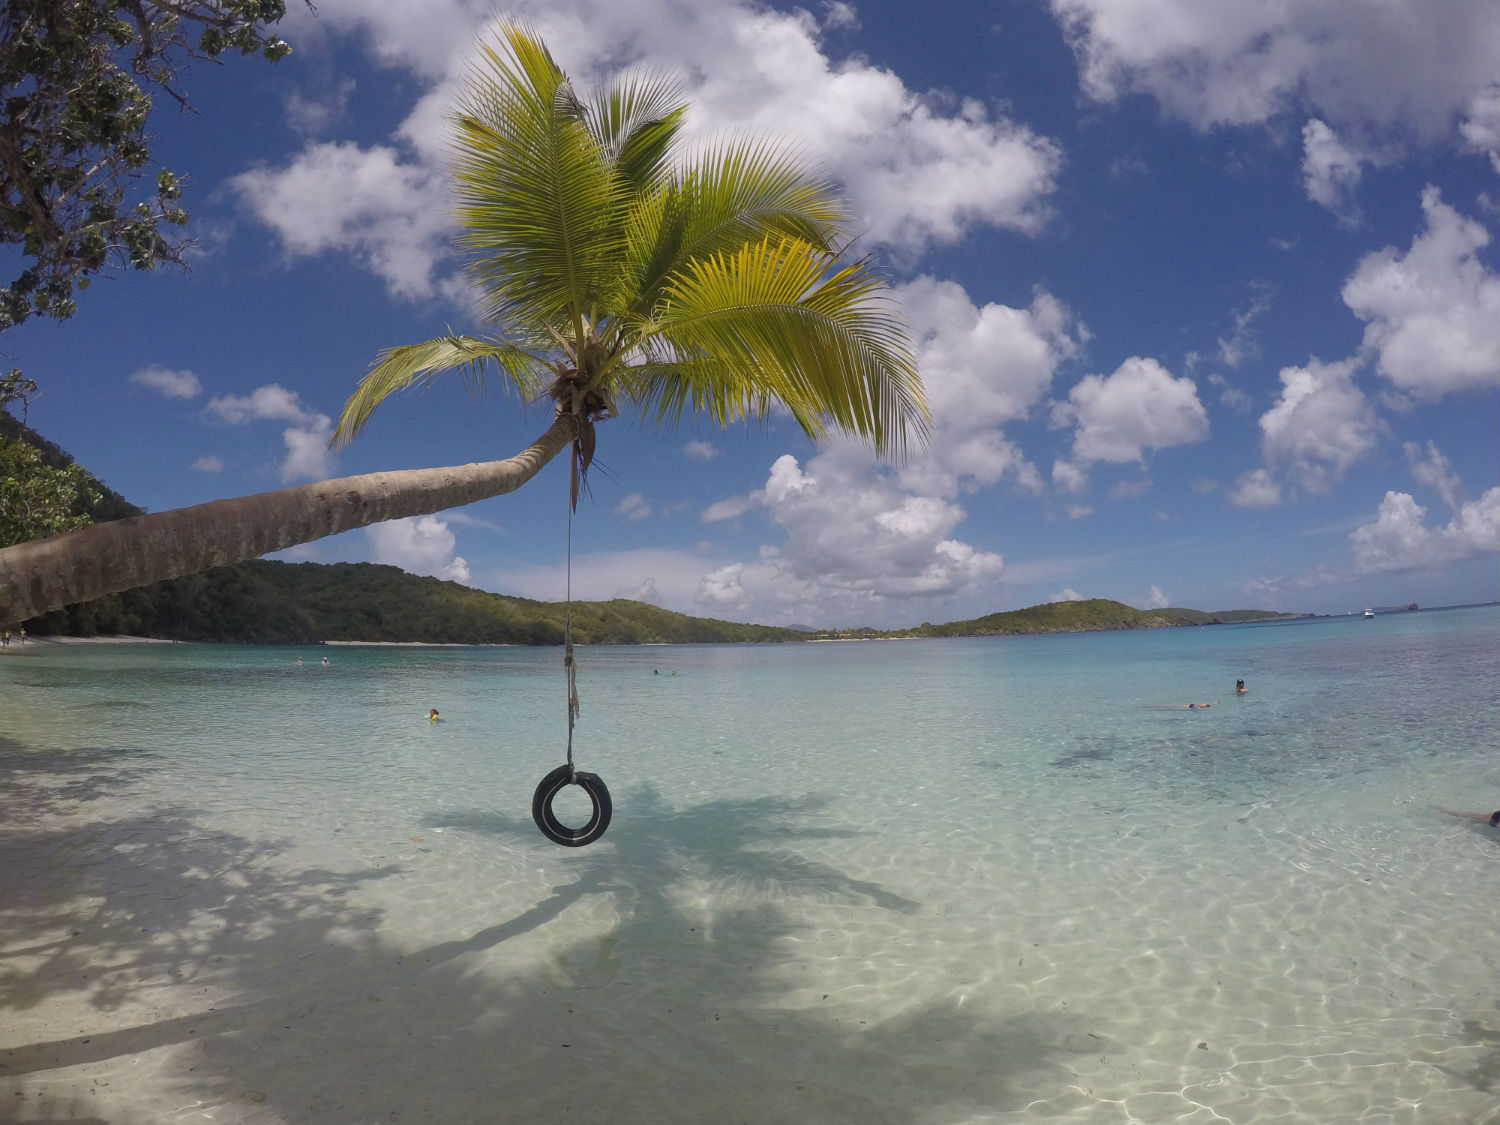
[584,70,686,196]
[449,28,624,339]
[620,140,851,325]
[613,356,814,436]
[638,237,928,457]
[334,335,550,448]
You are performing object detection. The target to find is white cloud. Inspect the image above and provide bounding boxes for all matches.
[1207,373,1253,413]
[206,384,319,425]
[237,0,1065,300]
[1052,356,1209,482]
[366,515,472,584]
[1300,119,1369,223]
[754,451,1004,602]
[695,563,750,611]
[662,4,1061,255]
[1049,588,1084,602]
[1460,84,1500,172]
[821,2,859,32]
[900,280,1079,426]
[1342,187,1500,398]
[1216,287,1272,369]
[894,279,1079,496]
[229,141,457,303]
[615,492,652,521]
[1349,488,1500,576]
[1109,477,1151,500]
[189,455,225,473]
[1144,584,1170,609]
[702,494,757,522]
[1228,467,1283,509]
[1051,459,1087,494]
[618,577,662,604]
[129,365,201,399]
[1258,357,1380,494]
[682,440,718,461]
[206,384,336,482]
[653,281,1073,616]
[279,417,337,483]
[1403,441,1465,510]
[1051,0,1500,141]
[284,78,357,137]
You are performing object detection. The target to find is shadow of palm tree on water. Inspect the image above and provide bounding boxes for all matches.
[2,751,1095,1124]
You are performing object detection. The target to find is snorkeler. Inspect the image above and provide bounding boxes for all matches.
[428,709,441,722]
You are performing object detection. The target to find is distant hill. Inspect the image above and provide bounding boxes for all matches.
[5,419,1303,644]
[885,598,1297,638]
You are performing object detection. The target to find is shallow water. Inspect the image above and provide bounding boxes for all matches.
[1,607,1497,1124]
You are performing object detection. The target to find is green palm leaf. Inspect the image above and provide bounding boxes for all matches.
[335,334,549,447]
[641,237,926,455]
[343,21,926,462]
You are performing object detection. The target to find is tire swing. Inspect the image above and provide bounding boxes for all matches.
[532,421,612,847]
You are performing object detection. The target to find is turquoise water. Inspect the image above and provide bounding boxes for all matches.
[2,607,1497,1124]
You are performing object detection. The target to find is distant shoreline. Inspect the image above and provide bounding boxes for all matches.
[324,640,517,647]
[0,634,175,652]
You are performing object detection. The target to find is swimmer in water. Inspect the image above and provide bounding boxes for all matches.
[1235,678,1246,694]
[321,657,329,666]
[428,709,440,721]
[1433,805,1500,828]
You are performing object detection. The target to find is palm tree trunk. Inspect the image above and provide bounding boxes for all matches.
[0,414,577,627]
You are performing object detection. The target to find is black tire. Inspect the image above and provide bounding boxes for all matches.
[532,764,612,847]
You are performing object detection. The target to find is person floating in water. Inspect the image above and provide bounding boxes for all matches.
[1235,679,1247,694]
[321,656,329,666]
[1434,805,1500,828]
[428,709,441,722]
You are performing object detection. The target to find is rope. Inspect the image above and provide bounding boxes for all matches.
[563,459,579,776]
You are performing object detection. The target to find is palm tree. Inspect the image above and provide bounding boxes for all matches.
[0,23,925,628]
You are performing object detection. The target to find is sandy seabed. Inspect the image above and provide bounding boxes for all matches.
[5,753,1499,1125]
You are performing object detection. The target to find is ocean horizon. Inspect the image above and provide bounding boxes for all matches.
[2,604,1496,1123]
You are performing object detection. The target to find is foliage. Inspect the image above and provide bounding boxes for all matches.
[0,435,98,545]
[882,599,1297,639]
[1,367,38,413]
[0,421,799,642]
[0,0,294,333]
[24,560,812,645]
[336,22,927,506]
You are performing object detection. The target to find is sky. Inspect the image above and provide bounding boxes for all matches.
[6,0,1499,628]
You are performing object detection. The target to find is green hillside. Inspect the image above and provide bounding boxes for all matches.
[4,418,1301,644]
[888,598,1293,638]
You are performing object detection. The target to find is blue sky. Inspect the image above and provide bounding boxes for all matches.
[7,0,1499,628]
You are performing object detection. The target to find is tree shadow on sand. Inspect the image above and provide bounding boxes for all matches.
[3,760,1102,1124]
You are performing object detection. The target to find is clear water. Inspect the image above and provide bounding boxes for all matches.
[2,607,1497,1124]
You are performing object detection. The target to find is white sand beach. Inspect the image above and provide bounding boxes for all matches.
[0,634,175,652]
